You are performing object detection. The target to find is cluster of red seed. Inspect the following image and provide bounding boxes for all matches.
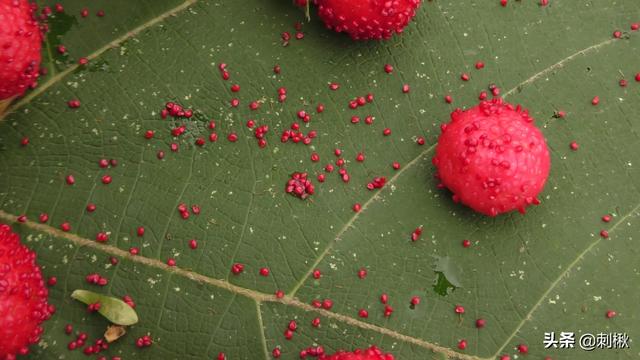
[299,345,326,358]
[85,273,108,286]
[410,227,422,241]
[87,302,101,312]
[161,101,193,119]
[177,203,200,220]
[285,172,315,199]
[135,335,153,348]
[366,177,386,191]
[281,21,305,46]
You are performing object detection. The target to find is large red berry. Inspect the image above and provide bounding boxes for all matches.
[433,98,550,216]
[319,345,394,360]
[0,224,52,358]
[0,0,42,101]
[315,0,422,40]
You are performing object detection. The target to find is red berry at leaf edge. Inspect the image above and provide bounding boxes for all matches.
[433,98,550,216]
[0,0,42,101]
[315,0,422,40]
[0,224,52,358]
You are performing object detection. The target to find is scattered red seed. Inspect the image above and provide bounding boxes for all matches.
[384,64,394,73]
[382,128,391,136]
[460,73,470,81]
[476,318,486,328]
[358,309,368,318]
[231,263,244,275]
[570,141,579,151]
[591,96,600,105]
[600,230,609,238]
[606,310,617,318]
[357,268,367,279]
[602,214,612,222]
[259,267,270,276]
[352,203,362,212]
[454,305,465,314]
[458,339,467,350]
[613,30,622,39]
[475,61,485,70]
[444,95,453,103]
[39,213,49,223]
[312,269,321,279]
[402,84,410,93]
[410,296,421,306]
[517,344,528,354]
[60,222,71,232]
[462,239,471,248]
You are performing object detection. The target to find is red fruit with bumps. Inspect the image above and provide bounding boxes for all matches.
[0,224,52,358]
[315,0,422,40]
[319,345,394,360]
[433,98,550,216]
[0,0,42,102]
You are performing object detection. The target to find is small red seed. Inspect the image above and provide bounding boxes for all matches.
[66,175,75,185]
[352,203,362,212]
[475,61,484,70]
[606,310,617,318]
[462,239,471,248]
[228,133,238,142]
[600,230,609,238]
[166,258,176,267]
[137,226,145,237]
[188,239,198,249]
[312,269,321,279]
[591,96,600,105]
[445,95,453,103]
[357,268,367,279]
[416,136,425,145]
[39,213,49,223]
[517,344,528,354]
[570,141,579,151]
[392,162,400,170]
[86,203,96,212]
[358,309,368,318]
[259,267,270,276]
[382,128,391,136]
[460,73,470,81]
[380,293,388,304]
[476,318,486,328]
[47,276,57,286]
[101,175,112,185]
[384,64,394,73]
[454,305,465,314]
[613,30,622,38]
[275,290,284,298]
[60,222,71,232]
[458,340,467,350]
[402,84,410,93]
[129,247,139,255]
[602,214,612,222]
[311,317,320,327]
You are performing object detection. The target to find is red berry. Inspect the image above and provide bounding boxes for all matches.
[460,73,470,81]
[433,99,550,216]
[86,203,96,212]
[316,0,422,40]
[0,0,42,100]
[382,128,391,136]
[0,224,52,357]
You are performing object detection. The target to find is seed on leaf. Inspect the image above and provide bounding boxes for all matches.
[392,162,400,170]
[416,136,425,145]
[475,61,485,70]
[47,276,57,287]
[321,299,333,310]
[166,258,176,267]
[39,213,49,223]
[275,290,284,298]
[476,318,486,328]
[231,263,244,274]
[517,344,528,354]
[284,329,293,340]
[460,73,470,81]
[602,214,612,222]
[312,269,321,279]
[591,96,600,105]
[60,222,71,232]
[353,203,362,212]
[462,239,471,248]
[410,296,421,306]
[129,247,139,256]
[101,175,112,184]
[384,304,394,317]
[86,203,96,212]
[458,340,467,350]
[382,128,391,136]
[259,267,270,276]
[600,230,609,238]
[71,290,138,326]
[66,175,75,185]
[96,232,108,243]
[606,310,617,318]
[384,64,394,73]
[444,95,453,103]
[228,133,238,142]
[402,84,410,93]
[357,268,367,279]
[188,239,198,249]
[455,305,465,314]
[17,215,26,223]
[570,141,579,151]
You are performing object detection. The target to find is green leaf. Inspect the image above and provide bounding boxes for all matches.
[0,0,639,359]
[71,289,139,326]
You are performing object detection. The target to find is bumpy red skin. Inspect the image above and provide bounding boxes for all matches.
[0,224,52,359]
[315,0,422,40]
[0,0,42,100]
[320,346,395,360]
[433,98,550,216]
